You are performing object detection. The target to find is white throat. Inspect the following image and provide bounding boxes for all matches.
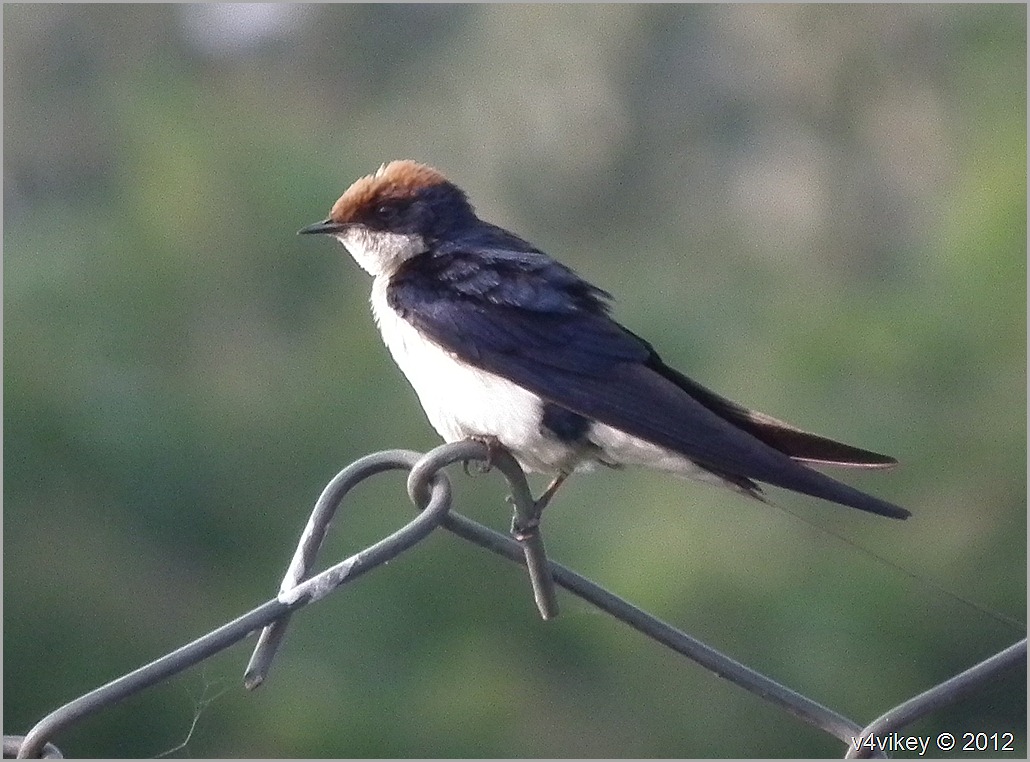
[332,227,426,277]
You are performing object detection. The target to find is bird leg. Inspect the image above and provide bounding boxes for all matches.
[512,472,569,541]
[509,471,564,619]
[535,472,569,514]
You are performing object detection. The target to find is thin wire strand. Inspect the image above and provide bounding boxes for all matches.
[772,500,1026,632]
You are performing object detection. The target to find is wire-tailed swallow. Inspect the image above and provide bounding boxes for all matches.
[300,160,909,520]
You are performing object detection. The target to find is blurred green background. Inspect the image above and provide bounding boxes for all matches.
[4,5,1026,758]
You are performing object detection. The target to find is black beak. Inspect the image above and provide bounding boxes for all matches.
[298,218,347,235]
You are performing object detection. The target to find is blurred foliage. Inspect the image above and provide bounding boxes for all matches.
[4,4,1026,758]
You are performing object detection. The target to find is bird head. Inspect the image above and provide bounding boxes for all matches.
[299,160,476,277]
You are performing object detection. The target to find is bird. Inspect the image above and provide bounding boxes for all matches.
[299,160,909,520]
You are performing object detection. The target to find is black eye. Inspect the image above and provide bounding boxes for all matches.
[367,198,423,231]
[370,202,404,227]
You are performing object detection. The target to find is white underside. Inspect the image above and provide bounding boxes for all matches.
[368,277,729,488]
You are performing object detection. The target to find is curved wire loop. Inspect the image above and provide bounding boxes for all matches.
[407,440,559,619]
[8,441,1025,759]
[244,440,558,687]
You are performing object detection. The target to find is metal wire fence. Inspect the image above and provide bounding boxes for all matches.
[5,441,1026,759]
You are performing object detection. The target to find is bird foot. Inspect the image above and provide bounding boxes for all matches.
[463,435,504,477]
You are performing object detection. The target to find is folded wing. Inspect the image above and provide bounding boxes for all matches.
[389,249,909,519]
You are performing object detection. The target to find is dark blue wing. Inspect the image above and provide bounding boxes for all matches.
[388,247,908,519]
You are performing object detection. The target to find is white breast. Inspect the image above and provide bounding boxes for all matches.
[368,277,583,473]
